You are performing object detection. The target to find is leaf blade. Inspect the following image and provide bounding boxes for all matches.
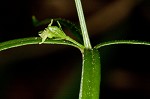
[0,37,83,52]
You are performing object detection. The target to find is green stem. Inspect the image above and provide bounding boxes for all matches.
[94,40,150,49]
[79,49,101,99]
[74,0,92,49]
[0,37,83,52]
[65,36,85,49]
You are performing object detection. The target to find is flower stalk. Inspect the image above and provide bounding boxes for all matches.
[74,0,92,49]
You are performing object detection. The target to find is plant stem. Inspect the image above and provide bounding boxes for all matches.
[79,49,100,99]
[74,0,92,49]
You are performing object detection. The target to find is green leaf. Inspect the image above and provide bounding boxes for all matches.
[94,40,150,49]
[0,37,83,52]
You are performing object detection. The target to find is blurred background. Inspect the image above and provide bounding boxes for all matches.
[0,0,150,99]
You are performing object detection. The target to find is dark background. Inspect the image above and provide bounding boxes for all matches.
[0,0,150,99]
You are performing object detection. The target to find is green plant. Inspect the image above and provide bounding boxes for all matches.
[0,0,150,99]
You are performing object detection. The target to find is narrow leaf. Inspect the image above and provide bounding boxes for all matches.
[0,37,83,52]
[94,40,150,49]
